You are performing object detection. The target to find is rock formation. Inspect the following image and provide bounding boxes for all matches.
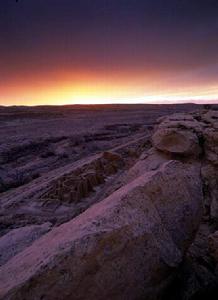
[0,161,203,300]
[209,231,218,263]
[1,108,218,299]
[0,223,52,267]
[152,110,218,222]
[150,110,218,299]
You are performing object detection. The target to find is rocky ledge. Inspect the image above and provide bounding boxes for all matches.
[0,109,218,299]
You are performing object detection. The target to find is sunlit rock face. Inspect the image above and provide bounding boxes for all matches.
[0,161,203,300]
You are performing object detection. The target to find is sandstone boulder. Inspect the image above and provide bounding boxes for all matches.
[0,161,203,300]
[152,127,201,157]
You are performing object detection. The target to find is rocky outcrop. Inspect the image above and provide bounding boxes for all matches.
[152,113,203,157]
[152,128,201,157]
[0,161,203,300]
[0,223,52,267]
[209,231,218,263]
[2,109,218,300]
[204,128,218,164]
[147,109,218,299]
[39,151,124,205]
[152,110,218,222]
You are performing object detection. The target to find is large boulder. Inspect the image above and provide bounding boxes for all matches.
[0,161,203,300]
[151,113,208,158]
[152,128,201,157]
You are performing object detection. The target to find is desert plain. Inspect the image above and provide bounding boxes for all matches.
[0,104,218,300]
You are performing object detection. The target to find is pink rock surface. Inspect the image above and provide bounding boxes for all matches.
[0,161,203,300]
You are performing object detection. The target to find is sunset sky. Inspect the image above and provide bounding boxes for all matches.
[1,0,218,105]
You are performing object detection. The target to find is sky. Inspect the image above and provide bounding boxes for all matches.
[1,0,218,105]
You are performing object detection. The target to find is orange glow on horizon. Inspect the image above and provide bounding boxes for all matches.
[1,70,218,106]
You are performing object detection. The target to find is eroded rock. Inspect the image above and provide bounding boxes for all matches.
[152,119,202,157]
[0,223,52,267]
[151,110,218,222]
[209,231,218,263]
[0,161,203,300]
[204,128,218,165]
